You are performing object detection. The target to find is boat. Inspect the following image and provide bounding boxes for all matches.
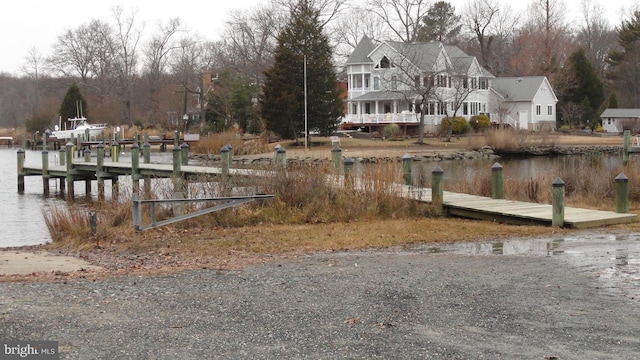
[51,116,108,140]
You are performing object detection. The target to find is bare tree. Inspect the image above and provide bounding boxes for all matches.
[575,0,618,78]
[170,37,207,131]
[330,6,390,61]
[107,6,144,125]
[366,0,431,42]
[462,0,520,74]
[141,18,183,125]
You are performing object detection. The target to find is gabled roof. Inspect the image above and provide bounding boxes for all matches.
[385,41,442,71]
[600,108,640,118]
[345,35,375,65]
[492,76,549,101]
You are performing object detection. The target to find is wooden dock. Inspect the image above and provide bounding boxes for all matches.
[17,145,639,229]
[399,185,638,229]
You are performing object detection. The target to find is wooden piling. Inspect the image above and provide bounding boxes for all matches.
[343,157,355,189]
[97,144,104,201]
[491,162,504,199]
[17,148,25,193]
[615,173,629,213]
[42,150,49,196]
[432,166,444,215]
[402,154,412,186]
[552,177,565,227]
[65,142,74,199]
[623,130,630,165]
[275,147,286,168]
[131,143,140,194]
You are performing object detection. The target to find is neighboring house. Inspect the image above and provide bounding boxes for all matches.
[600,108,640,133]
[491,77,558,131]
[342,36,558,134]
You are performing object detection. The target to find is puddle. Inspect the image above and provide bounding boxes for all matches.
[423,233,640,303]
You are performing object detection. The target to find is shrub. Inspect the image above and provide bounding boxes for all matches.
[440,117,470,135]
[383,123,402,140]
[470,115,491,132]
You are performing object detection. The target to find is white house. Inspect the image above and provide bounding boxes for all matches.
[491,77,558,131]
[343,36,558,134]
[600,108,640,133]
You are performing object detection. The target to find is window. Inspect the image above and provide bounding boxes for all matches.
[463,102,468,115]
[536,105,541,115]
[377,56,392,69]
[463,77,468,89]
[365,103,371,114]
[479,78,488,89]
[373,77,379,90]
[391,76,397,90]
[547,105,553,115]
[351,104,357,114]
[424,76,432,87]
[383,102,392,113]
[364,75,370,89]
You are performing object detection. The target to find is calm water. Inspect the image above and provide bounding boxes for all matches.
[0,147,636,248]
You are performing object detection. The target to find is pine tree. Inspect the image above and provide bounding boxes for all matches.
[563,48,604,124]
[259,0,344,143]
[607,11,640,107]
[608,92,619,108]
[417,1,462,43]
[59,83,88,120]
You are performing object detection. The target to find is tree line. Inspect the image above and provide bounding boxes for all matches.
[0,0,639,137]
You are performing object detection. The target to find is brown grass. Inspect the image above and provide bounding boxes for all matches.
[39,131,640,269]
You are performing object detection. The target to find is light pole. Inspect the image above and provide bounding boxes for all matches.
[304,55,308,151]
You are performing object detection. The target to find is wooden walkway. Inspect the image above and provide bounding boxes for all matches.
[398,185,638,229]
[19,152,639,229]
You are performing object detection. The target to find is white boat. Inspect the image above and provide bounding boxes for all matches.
[51,116,108,140]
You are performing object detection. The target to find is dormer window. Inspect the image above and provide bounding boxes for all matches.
[376,56,392,69]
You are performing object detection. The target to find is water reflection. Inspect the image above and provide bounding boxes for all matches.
[423,232,640,302]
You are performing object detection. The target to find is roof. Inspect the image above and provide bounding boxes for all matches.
[345,35,375,65]
[385,41,442,71]
[492,76,547,101]
[351,91,409,101]
[600,108,640,118]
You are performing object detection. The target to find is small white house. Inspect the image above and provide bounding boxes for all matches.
[491,76,558,131]
[600,108,640,133]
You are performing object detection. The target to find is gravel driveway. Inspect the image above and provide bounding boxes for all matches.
[1,242,639,359]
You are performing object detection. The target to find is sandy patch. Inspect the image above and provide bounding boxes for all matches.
[0,251,102,275]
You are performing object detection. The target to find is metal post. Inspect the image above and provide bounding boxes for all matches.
[17,148,25,193]
[615,173,629,213]
[491,162,504,199]
[402,153,412,186]
[331,145,342,172]
[432,166,444,215]
[552,177,565,227]
[111,141,120,162]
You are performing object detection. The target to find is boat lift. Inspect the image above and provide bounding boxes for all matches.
[131,193,274,232]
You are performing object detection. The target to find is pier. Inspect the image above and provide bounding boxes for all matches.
[16,144,639,229]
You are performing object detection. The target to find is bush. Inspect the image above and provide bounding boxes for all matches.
[470,115,491,132]
[383,123,402,140]
[440,117,470,135]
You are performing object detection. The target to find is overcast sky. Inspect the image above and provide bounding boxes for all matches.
[0,0,635,75]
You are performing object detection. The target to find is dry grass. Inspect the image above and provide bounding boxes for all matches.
[39,131,639,268]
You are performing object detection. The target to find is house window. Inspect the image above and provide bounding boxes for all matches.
[479,78,488,89]
[547,105,553,115]
[463,102,468,115]
[351,104,357,114]
[364,75,370,89]
[463,77,468,89]
[374,77,379,90]
[384,102,392,113]
[365,103,371,114]
[536,105,541,116]
[391,76,397,90]
[377,56,392,69]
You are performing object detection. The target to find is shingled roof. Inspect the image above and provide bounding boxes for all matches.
[492,76,547,101]
[345,35,375,65]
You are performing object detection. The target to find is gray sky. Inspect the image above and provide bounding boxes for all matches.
[0,0,634,75]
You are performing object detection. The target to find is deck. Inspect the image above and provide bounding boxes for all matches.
[399,185,638,229]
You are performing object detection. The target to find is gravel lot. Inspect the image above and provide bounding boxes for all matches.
[1,243,639,359]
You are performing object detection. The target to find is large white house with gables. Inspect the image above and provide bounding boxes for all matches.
[342,36,558,134]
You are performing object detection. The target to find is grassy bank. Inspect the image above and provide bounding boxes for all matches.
[40,129,640,269]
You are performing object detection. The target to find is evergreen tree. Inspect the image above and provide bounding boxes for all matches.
[417,1,462,43]
[607,11,640,107]
[608,92,619,108]
[563,48,604,124]
[259,0,344,143]
[59,83,87,120]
